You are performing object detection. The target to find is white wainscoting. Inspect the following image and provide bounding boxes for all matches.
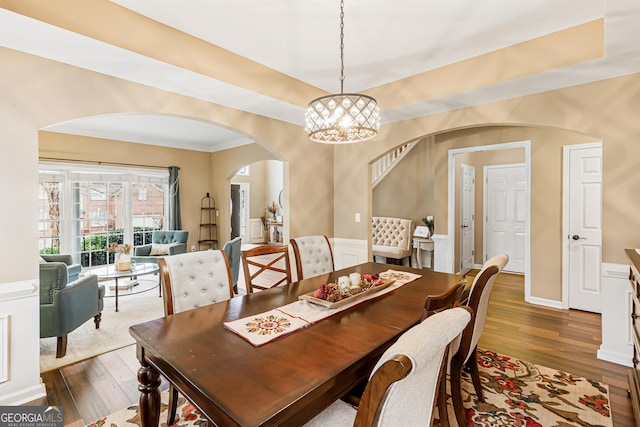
[0,280,46,405]
[248,218,265,243]
[431,234,453,273]
[0,313,8,383]
[598,262,633,366]
[332,238,368,270]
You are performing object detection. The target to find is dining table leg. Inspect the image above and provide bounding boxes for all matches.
[137,353,161,427]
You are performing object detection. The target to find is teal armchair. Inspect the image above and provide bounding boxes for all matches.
[223,236,242,294]
[40,253,82,282]
[132,230,189,264]
[39,262,105,358]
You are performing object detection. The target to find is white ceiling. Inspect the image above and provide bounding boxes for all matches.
[2,0,640,152]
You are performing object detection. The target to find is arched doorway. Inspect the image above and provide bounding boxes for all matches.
[230,160,284,244]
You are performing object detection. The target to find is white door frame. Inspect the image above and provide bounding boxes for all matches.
[561,141,602,309]
[460,163,475,275]
[447,140,531,300]
[230,182,250,239]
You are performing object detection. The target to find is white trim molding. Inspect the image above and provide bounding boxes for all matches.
[332,238,368,270]
[431,234,453,273]
[447,140,531,302]
[0,314,7,383]
[598,262,633,366]
[0,280,46,405]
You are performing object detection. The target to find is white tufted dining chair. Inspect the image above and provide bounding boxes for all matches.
[158,250,234,424]
[290,235,335,280]
[448,253,508,427]
[303,307,472,427]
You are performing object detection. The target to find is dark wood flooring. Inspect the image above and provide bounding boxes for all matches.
[27,271,633,426]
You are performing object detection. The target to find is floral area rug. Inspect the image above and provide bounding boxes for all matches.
[87,393,207,427]
[88,349,612,427]
[435,348,612,427]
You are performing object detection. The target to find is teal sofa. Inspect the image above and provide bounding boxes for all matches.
[132,230,189,264]
[39,261,105,358]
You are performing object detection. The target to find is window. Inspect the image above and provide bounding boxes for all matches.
[236,165,250,176]
[38,181,62,253]
[38,163,169,267]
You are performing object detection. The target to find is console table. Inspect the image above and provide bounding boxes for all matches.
[267,221,283,244]
[413,237,434,269]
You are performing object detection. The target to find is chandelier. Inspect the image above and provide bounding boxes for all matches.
[305,0,380,144]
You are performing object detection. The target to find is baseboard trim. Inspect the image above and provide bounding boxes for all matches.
[0,382,46,405]
[526,295,564,309]
[597,346,633,367]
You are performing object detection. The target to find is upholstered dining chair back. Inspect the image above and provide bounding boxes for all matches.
[241,245,291,293]
[459,253,509,364]
[158,250,234,315]
[223,236,242,293]
[449,253,508,427]
[422,281,466,427]
[303,307,472,427]
[290,235,334,280]
[158,249,234,426]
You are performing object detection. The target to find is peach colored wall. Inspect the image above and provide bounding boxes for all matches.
[334,75,639,302]
[0,46,333,288]
[3,44,640,304]
[372,137,435,225]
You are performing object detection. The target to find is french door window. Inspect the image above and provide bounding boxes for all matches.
[39,163,169,267]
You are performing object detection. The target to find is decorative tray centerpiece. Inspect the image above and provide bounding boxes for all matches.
[299,273,395,309]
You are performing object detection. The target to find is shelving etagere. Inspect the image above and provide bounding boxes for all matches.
[198,193,218,250]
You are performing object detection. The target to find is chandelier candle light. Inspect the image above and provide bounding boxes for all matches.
[305,0,380,143]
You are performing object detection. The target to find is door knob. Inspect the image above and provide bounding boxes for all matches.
[571,235,586,240]
[462,225,469,228]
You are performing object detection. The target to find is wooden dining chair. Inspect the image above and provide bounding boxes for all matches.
[344,282,467,413]
[422,281,466,427]
[449,253,509,427]
[241,245,292,293]
[303,307,472,427]
[158,250,234,425]
[290,235,335,280]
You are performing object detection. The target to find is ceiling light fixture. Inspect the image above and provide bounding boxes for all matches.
[305,0,380,144]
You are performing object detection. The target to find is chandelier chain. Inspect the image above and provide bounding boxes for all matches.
[339,0,345,93]
[304,0,380,143]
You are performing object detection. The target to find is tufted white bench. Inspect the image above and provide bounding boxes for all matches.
[372,217,415,266]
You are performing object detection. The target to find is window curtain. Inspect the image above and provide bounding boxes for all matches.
[168,166,182,230]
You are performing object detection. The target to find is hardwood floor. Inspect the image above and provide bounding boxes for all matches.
[27,271,633,426]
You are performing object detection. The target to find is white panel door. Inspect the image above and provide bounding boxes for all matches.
[567,145,602,313]
[460,164,475,275]
[485,164,526,273]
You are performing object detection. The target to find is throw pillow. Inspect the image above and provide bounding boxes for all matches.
[149,243,171,256]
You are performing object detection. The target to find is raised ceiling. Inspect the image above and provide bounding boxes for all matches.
[1,0,639,152]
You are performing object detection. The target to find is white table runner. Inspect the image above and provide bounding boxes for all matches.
[224,270,422,346]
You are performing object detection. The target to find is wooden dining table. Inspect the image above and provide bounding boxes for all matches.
[130,262,463,427]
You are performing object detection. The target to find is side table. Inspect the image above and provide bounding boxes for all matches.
[413,237,434,269]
